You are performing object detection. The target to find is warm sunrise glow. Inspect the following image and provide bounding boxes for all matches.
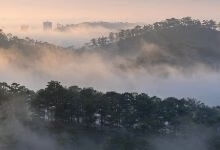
[1,0,220,23]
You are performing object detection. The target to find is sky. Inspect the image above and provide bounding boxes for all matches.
[0,0,220,23]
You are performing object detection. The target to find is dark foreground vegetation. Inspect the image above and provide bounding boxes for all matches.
[1,81,220,150]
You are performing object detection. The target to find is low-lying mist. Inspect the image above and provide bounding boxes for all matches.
[1,17,220,105]
[0,96,105,150]
[0,41,220,105]
[0,84,219,150]
[4,27,112,48]
[0,97,59,150]
[1,22,136,47]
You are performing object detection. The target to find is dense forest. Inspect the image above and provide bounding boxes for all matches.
[1,81,220,150]
[89,17,220,48]
[86,17,220,73]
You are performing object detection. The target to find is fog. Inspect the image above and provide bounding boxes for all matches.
[1,23,128,47]
[0,96,217,150]
[0,96,103,150]
[0,97,60,150]
[0,17,220,106]
[151,126,213,150]
[0,39,220,106]
[1,0,220,149]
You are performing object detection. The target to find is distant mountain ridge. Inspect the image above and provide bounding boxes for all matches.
[56,22,138,32]
[0,17,220,75]
[86,17,220,74]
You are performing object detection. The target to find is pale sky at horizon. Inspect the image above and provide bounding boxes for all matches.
[0,0,220,24]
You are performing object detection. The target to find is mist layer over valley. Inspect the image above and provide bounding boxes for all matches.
[1,21,136,47]
[0,17,220,105]
[1,0,220,149]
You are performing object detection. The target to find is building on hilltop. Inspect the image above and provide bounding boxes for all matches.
[43,21,53,31]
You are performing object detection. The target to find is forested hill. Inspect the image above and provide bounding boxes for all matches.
[88,17,220,72]
[1,81,220,132]
[89,17,220,50]
[0,29,63,50]
[1,17,220,54]
[1,81,220,150]
[31,81,220,130]
[1,17,220,72]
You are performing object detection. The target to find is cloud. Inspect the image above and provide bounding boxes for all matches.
[0,37,220,105]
